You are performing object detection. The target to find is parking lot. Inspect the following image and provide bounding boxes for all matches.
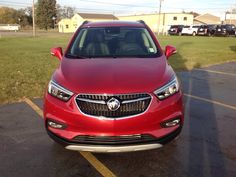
[0,61,236,177]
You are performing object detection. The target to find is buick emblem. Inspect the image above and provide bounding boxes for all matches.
[107,98,120,111]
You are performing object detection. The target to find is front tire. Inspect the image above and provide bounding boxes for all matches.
[192,32,196,36]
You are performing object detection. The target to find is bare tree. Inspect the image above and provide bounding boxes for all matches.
[57,4,76,20]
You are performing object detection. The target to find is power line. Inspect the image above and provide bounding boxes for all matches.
[0,0,233,12]
[0,0,31,6]
[0,1,128,13]
[78,0,156,8]
[78,0,234,9]
[0,3,29,8]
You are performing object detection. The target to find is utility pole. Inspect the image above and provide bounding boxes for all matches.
[158,0,164,35]
[32,0,36,37]
[230,6,232,24]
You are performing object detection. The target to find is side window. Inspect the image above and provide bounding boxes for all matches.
[184,17,187,21]
[66,24,69,29]
[70,29,88,54]
[143,29,157,54]
[141,32,150,48]
[173,17,177,21]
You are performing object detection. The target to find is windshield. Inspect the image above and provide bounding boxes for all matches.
[66,27,160,58]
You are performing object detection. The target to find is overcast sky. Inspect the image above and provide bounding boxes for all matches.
[0,0,235,18]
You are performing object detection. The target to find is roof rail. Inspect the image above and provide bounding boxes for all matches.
[137,20,146,25]
[82,20,90,25]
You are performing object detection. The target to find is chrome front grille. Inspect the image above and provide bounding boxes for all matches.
[75,93,152,118]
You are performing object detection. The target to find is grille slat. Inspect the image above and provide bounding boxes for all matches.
[76,93,151,118]
[72,134,156,145]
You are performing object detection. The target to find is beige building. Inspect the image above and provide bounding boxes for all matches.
[118,13,194,33]
[58,12,193,33]
[58,13,118,33]
[225,14,236,25]
[194,13,221,25]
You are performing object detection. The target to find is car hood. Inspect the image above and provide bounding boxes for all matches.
[53,56,173,94]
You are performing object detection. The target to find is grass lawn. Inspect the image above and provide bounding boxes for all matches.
[0,33,236,104]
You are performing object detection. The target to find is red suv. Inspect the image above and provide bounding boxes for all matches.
[44,21,184,153]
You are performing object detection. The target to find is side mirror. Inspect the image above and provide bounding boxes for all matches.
[51,47,63,60]
[165,45,177,59]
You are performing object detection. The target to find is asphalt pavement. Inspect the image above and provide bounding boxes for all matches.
[0,61,236,177]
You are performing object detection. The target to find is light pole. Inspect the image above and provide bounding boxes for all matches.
[52,16,56,29]
[32,0,36,37]
[230,6,232,24]
[18,18,21,26]
[225,11,229,24]
[158,0,164,35]
[18,18,21,31]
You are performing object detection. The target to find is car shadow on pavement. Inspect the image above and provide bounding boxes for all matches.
[169,42,190,71]
[184,63,227,177]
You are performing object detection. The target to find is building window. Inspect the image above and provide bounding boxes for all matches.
[66,24,69,29]
[173,16,177,20]
[184,17,187,21]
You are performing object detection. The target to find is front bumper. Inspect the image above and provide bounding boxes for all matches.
[47,126,182,152]
[65,144,162,153]
[44,91,184,152]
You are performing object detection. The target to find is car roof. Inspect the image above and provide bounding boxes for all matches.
[82,21,145,28]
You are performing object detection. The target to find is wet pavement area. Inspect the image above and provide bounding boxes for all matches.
[0,61,236,177]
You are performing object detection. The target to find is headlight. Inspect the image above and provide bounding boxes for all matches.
[154,75,179,100]
[48,80,74,101]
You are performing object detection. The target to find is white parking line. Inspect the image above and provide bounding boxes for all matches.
[184,94,236,111]
[194,68,236,77]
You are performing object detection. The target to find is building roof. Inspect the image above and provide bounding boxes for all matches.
[117,12,193,17]
[194,13,221,24]
[78,13,118,20]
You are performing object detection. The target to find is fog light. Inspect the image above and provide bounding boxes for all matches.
[161,118,181,128]
[47,119,66,129]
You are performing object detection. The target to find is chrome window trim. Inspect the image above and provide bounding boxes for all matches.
[74,93,153,120]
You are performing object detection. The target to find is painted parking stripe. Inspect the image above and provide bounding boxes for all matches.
[184,94,236,111]
[194,68,236,77]
[23,98,116,177]
[24,97,43,117]
[80,152,116,177]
